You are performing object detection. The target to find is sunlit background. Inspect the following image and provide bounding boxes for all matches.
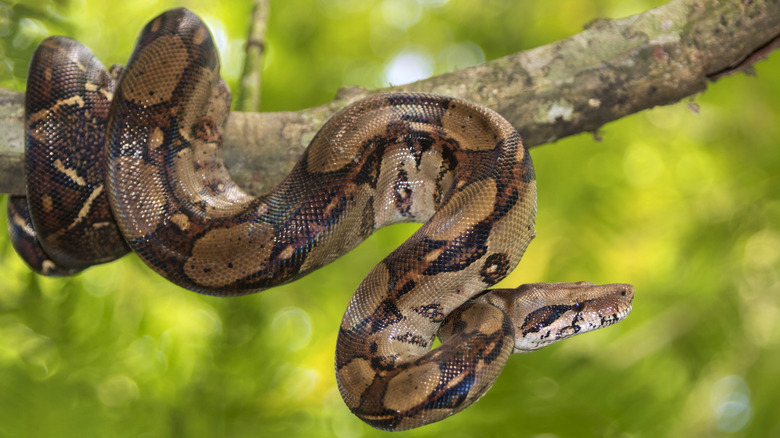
[1,0,779,437]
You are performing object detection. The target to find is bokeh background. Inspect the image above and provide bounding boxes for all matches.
[1,0,779,436]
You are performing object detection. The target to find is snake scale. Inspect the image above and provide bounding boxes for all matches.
[5,8,634,430]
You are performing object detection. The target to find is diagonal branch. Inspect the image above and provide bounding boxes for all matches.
[1,0,778,196]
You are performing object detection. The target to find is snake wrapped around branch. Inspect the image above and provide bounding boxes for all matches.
[5,8,634,431]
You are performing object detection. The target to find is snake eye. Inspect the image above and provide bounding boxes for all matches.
[573,301,583,311]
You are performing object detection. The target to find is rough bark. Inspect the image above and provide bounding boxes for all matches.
[0,0,778,196]
[0,89,24,194]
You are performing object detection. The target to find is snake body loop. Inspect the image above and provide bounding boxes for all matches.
[7,9,634,431]
[8,37,128,275]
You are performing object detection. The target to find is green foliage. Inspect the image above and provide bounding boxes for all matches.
[1,0,779,436]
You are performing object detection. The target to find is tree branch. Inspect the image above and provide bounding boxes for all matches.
[1,0,778,196]
[0,88,24,194]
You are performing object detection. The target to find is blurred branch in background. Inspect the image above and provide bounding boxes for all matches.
[0,0,778,196]
[236,0,270,113]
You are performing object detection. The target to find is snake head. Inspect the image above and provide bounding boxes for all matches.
[477,281,634,353]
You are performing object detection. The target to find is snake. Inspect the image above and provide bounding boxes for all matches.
[5,8,634,431]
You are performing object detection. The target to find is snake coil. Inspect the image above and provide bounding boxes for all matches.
[6,9,633,430]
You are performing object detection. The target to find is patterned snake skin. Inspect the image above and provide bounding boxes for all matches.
[6,9,634,430]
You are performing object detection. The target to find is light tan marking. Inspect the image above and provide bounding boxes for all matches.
[42,195,53,213]
[170,213,190,231]
[111,157,167,240]
[337,359,374,409]
[12,213,35,236]
[150,16,162,32]
[100,89,113,102]
[41,260,57,275]
[279,245,295,260]
[193,26,207,45]
[67,185,104,230]
[149,127,164,150]
[53,159,87,186]
[515,137,527,163]
[324,196,341,217]
[383,362,441,412]
[28,95,85,125]
[463,301,504,336]
[423,247,445,263]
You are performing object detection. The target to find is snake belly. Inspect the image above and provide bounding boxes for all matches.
[8,8,634,431]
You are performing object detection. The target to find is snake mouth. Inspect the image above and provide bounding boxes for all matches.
[609,304,633,326]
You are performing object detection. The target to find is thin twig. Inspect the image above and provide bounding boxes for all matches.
[237,0,270,112]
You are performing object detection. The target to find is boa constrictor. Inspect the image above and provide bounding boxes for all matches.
[6,8,634,430]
